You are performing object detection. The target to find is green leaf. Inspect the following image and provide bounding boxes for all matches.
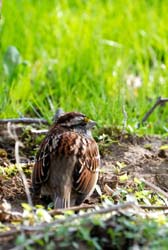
[159,144,168,150]
[3,46,21,77]
[21,203,33,212]
[15,233,26,245]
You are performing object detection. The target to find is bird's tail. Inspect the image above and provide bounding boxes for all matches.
[54,194,70,208]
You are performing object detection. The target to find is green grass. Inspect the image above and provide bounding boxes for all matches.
[0,0,168,134]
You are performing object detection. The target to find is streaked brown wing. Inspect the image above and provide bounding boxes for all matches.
[32,131,82,190]
[32,131,62,188]
[32,137,51,188]
[73,138,100,195]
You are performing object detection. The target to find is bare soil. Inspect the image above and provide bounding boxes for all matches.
[101,134,168,191]
[0,130,168,212]
[0,124,168,250]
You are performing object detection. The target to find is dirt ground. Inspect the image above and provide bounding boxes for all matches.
[101,134,168,191]
[0,125,168,212]
[0,124,168,250]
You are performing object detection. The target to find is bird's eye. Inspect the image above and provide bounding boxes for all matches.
[83,117,90,123]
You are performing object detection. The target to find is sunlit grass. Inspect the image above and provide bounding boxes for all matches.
[0,0,168,134]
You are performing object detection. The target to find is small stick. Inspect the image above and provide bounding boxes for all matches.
[52,108,64,122]
[140,178,168,200]
[0,228,21,238]
[7,123,33,208]
[141,97,168,125]
[49,204,96,216]
[49,203,168,217]
[30,128,48,135]
[7,202,136,234]
[140,205,168,210]
[29,202,136,231]
[104,184,114,195]
[120,104,128,141]
[0,118,49,125]
[122,104,127,133]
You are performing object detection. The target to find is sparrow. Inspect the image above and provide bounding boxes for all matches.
[32,111,100,208]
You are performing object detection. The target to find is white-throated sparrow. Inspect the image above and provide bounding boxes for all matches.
[32,111,100,208]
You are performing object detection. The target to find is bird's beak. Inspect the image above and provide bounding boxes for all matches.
[86,119,97,129]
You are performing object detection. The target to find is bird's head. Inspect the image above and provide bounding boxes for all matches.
[56,112,97,136]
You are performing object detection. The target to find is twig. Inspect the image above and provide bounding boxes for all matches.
[141,97,168,125]
[104,184,114,195]
[140,205,168,210]
[52,108,64,122]
[49,203,168,216]
[140,178,168,200]
[0,118,49,125]
[49,204,96,216]
[21,202,136,232]
[0,229,21,238]
[7,123,33,208]
[49,202,135,225]
[30,128,48,135]
[120,104,128,142]
[0,203,135,236]
[122,104,127,133]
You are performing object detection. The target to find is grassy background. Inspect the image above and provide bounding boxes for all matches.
[0,0,168,134]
